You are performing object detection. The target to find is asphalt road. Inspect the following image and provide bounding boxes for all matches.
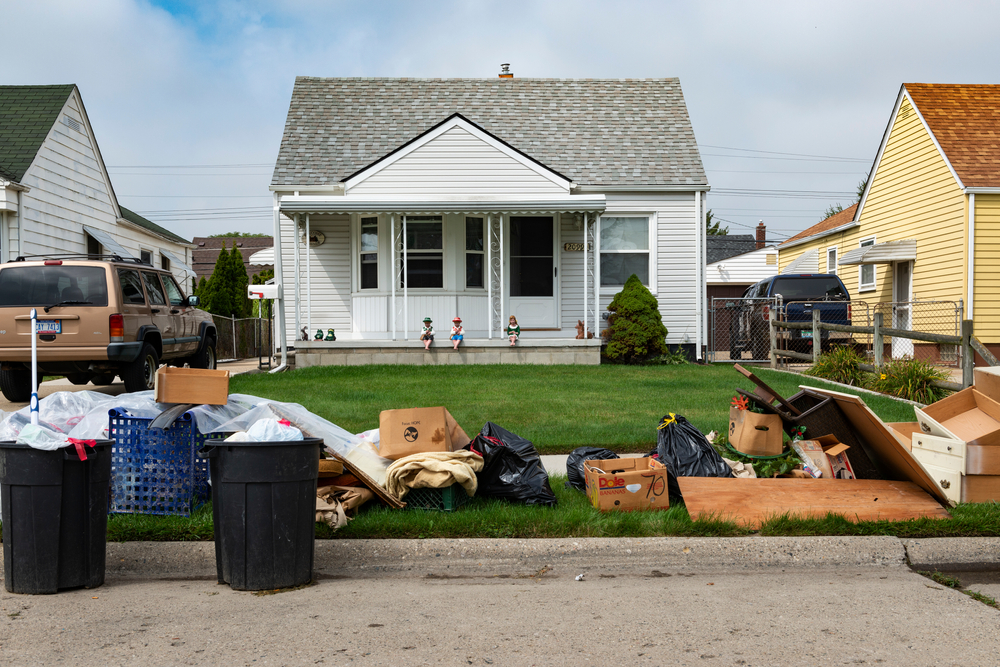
[2,559,998,666]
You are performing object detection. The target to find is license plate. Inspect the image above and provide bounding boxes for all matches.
[801,331,813,339]
[37,320,61,334]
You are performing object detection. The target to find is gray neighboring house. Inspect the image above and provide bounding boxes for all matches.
[0,84,195,281]
[269,74,710,364]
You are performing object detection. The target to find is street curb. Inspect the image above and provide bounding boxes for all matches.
[19,536,907,581]
[902,537,1000,571]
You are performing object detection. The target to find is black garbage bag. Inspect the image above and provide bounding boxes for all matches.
[656,413,733,498]
[466,422,557,506]
[565,447,620,491]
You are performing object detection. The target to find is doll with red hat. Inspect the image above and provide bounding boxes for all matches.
[450,316,464,350]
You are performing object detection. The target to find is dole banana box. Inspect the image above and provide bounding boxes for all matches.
[584,457,669,512]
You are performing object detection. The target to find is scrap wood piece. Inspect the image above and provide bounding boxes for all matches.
[267,403,405,509]
[733,364,802,416]
[678,477,950,529]
[803,386,951,506]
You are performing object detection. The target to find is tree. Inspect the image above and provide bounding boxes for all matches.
[251,269,275,318]
[204,241,234,316]
[706,209,728,236]
[821,203,845,220]
[856,177,868,202]
[230,242,251,318]
[209,232,270,238]
[602,274,669,364]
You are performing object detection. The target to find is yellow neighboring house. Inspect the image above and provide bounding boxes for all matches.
[778,83,1000,360]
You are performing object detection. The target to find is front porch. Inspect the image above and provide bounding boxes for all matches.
[293,337,601,367]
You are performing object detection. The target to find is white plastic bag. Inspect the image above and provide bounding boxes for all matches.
[15,423,70,451]
[245,418,303,441]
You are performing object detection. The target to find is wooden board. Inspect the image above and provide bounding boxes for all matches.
[678,477,950,529]
[734,364,802,416]
[803,386,951,506]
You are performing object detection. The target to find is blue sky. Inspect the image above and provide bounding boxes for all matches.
[6,0,1000,241]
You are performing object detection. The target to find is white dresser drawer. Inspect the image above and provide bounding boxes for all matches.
[920,462,962,505]
[910,445,964,476]
[912,433,965,459]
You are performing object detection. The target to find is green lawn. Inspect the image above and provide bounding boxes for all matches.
[229,363,918,454]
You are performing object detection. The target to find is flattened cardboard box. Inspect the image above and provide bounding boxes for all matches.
[729,406,783,456]
[584,457,669,512]
[377,407,470,460]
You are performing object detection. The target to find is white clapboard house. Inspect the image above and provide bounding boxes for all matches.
[268,73,709,366]
[0,85,195,282]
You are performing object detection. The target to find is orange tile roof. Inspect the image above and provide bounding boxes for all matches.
[781,203,858,246]
[906,83,1000,188]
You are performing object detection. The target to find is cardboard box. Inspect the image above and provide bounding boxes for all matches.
[377,407,470,460]
[915,388,1000,447]
[153,366,230,405]
[584,457,669,512]
[729,407,783,456]
[791,435,854,480]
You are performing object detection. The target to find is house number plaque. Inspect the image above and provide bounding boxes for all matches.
[563,243,593,252]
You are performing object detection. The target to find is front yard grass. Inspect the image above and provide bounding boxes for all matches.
[229,363,916,454]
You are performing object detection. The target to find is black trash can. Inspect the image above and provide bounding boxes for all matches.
[0,440,113,594]
[200,437,322,591]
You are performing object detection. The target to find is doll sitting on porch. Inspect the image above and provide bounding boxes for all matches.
[450,317,464,350]
[505,315,520,346]
[420,317,434,350]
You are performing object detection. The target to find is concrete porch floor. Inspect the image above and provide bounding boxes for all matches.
[292,338,602,367]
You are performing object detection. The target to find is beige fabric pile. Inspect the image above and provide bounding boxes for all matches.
[385,450,484,500]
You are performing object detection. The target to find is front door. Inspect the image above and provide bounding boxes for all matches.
[892,260,914,359]
[507,216,557,328]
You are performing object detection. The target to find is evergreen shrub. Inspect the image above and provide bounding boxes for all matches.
[602,274,669,364]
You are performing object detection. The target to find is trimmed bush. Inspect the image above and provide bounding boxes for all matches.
[804,346,867,386]
[602,274,668,364]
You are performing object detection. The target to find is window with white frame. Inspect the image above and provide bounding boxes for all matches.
[465,217,484,288]
[600,216,650,286]
[359,217,378,289]
[140,249,152,266]
[402,216,443,288]
[859,237,876,290]
[160,253,171,272]
[827,247,837,275]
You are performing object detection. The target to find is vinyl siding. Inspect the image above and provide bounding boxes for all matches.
[974,195,1000,342]
[707,246,777,285]
[347,126,568,198]
[281,214,351,343]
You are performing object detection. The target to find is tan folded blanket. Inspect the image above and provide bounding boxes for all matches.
[385,450,484,500]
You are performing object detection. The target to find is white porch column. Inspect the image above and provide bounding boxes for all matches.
[593,214,600,340]
[403,214,408,341]
[306,213,312,335]
[391,215,396,340]
[487,213,493,339]
[583,213,588,336]
[500,213,505,330]
[293,213,301,341]
[271,192,287,371]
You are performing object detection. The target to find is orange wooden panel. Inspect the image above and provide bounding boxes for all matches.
[678,477,950,529]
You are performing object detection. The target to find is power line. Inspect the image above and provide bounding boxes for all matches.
[700,144,868,162]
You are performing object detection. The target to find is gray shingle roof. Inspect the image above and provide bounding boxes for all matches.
[272,77,707,188]
[120,206,190,245]
[0,85,75,182]
[706,235,757,265]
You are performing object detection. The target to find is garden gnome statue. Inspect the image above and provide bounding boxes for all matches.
[325,328,336,341]
[505,315,520,346]
[420,317,434,350]
[450,316,464,350]
[315,328,324,340]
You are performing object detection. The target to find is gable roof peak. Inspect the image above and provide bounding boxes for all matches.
[0,84,77,182]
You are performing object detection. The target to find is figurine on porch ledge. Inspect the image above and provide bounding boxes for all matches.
[450,316,464,350]
[315,328,324,340]
[575,319,594,339]
[505,315,520,346]
[325,328,336,341]
[420,316,434,350]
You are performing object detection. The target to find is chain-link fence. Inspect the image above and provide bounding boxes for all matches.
[872,300,963,366]
[212,315,273,361]
[709,297,778,362]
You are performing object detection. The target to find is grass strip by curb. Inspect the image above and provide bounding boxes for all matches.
[916,570,1000,610]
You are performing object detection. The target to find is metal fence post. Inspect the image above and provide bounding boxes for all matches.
[962,319,975,388]
[812,309,821,364]
[769,309,778,369]
[873,312,883,369]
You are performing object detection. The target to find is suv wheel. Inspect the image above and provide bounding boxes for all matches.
[122,344,159,393]
[0,368,33,402]
[190,338,217,369]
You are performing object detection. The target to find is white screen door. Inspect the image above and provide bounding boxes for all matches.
[892,261,913,358]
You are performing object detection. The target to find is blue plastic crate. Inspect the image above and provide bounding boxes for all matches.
[107,408,225,516]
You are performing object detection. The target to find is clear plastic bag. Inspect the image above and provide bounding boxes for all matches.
[244,418,303,441]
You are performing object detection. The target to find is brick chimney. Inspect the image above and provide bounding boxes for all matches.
[499,63,513,79]
[756,221,766,249]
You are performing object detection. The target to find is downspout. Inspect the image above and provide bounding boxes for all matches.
[694,192,703,360]
[269,192,288,373]
[967,193,975,320]
[306,213,312,335]
[293,213,301,343]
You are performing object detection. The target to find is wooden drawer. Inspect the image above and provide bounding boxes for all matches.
[912,433,965,459]
[920,462,962,505]
[910,445,964,476]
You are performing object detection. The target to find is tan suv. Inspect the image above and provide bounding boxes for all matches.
[0,255,217,401]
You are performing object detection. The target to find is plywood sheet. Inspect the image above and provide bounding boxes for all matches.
[803,386,951,506]
[678,477,950,529]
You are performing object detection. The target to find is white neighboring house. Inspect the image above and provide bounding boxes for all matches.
[0,85,195,283]
[269,75,710,366]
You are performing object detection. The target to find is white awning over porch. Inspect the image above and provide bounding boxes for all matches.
[838,239,917,265]
[278,194,607,215]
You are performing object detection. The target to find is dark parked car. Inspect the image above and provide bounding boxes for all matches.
[729,273,851,360]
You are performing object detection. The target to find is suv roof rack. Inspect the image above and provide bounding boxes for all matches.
[13,254,152,267]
